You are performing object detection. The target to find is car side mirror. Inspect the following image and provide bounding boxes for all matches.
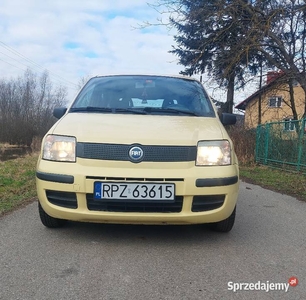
[220,113,236,126]
[53,107,67,119]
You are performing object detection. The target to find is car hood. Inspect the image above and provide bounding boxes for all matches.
[51,113,227,145]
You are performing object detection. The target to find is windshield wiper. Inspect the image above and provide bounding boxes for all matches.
[70,107,148,115]
[114,108,148,115]
[69,106,198,116]
[143,107,199,116]
[70,106,113,113]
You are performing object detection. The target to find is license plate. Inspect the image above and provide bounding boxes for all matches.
[93,182,175,201]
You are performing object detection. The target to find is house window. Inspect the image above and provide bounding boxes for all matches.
[268,96,282,107]
[284,118,295,131]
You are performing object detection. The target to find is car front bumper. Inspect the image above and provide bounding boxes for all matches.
[36,158,239,225]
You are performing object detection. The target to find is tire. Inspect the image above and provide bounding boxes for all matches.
[38,202,67,228]
[209,206,236,233]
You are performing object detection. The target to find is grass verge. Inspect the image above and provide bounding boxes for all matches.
[240,164,306,202]
[0,154,38,216]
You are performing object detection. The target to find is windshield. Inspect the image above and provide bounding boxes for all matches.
[70,75,215,117]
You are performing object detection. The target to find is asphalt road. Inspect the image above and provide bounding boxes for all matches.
[0,181,305,300]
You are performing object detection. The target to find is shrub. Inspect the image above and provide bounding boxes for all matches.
[227,124,256,165]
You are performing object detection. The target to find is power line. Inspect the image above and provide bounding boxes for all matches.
[0,41,79,89]
[0,41,78,87]
[0,57,78,92]
[0,57,27,73]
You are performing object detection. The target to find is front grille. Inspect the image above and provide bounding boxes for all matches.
[86,194,183,213]
[192,195,225,212]
[77,142,196,162]
[46,190,78,209]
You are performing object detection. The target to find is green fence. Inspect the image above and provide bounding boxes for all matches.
[256,119,306,173]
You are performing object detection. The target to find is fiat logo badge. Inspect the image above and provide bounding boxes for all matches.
[129,146,144,162]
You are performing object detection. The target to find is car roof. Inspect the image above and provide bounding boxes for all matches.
[90,74,199,82]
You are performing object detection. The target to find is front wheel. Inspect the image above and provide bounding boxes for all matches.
[209,206,236,233]
[38,203,67,228]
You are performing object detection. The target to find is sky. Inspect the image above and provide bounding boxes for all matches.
[0,0,253,106]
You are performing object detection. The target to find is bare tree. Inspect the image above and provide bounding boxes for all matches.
[0,69,67,146]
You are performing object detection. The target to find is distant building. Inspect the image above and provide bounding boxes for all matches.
[235,71,305,129]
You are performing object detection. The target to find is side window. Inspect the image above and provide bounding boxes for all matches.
[268,96,282,108]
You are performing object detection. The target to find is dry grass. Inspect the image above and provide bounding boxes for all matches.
[0,153,38,215]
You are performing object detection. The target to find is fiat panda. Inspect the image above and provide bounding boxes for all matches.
[36,75,239,232]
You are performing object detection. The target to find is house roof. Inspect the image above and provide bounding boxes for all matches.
[235,72,286,110]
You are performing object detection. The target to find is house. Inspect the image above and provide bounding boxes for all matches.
[235,71,305,129]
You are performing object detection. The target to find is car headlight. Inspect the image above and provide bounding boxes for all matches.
[196,140,231,166]
[42,135,76,162]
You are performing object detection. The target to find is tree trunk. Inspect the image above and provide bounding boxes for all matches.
[225,73,235,114]
[288,79,298,120]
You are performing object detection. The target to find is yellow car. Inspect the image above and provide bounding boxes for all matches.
[36,75,239,232]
